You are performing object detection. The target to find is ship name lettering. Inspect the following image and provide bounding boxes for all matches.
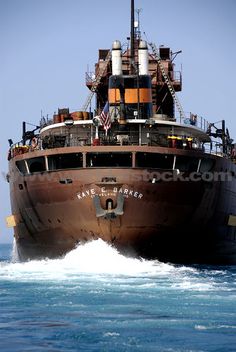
[77,188,96,200]
[77,187,143,200]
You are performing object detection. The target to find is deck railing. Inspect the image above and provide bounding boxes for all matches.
[175,111,210,132]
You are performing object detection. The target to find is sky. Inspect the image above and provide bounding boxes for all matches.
[0,0,236,243]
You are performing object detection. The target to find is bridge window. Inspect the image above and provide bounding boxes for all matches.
[175,156,199,172]
[48,153,83,170]
[86,152,132,167]
[199,158,215,172]
[16,160,28,175]
[27,157,46,173]
[136,153,174,169]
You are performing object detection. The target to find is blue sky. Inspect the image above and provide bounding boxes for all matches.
[0,0,236,243]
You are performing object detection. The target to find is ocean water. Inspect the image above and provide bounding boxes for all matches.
[0,240,236,352]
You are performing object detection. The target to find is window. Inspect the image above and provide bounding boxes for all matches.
[136,153,174,169]
[86,152,132,167]
[27,157,46,173]
[199,158,215,172]
[16,160,28,175]
[175,156,199,172]
[48,153,83,170]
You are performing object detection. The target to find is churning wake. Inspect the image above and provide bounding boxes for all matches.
[0,239,232,292]
[2,239,173,278]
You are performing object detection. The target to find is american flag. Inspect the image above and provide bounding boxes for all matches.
[100,101,111,135]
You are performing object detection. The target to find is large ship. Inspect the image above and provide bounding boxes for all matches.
[6,1,236,264]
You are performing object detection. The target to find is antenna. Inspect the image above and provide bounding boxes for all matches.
[135,8,142,39]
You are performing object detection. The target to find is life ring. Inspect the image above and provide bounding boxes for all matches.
[31,137,38,149]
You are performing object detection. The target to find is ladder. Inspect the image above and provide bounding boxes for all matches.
[149,42,185,120]
[81,50,111,112]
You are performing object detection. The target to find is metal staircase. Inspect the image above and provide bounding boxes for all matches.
[149,42,185,120]
[81,50,111,112]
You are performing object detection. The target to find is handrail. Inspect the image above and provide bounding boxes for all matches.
[175,112,210,132]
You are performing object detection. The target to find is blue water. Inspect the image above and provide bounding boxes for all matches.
[0,240,236,352]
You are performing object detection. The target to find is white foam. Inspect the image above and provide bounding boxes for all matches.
[195,324,236,330]
[0,240,171,280]
[11,238,20,262]
[171,280,215,291]
[59,239,172,275]
[103,332,120,337]
[0,239,229,292]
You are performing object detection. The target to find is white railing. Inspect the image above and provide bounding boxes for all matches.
[175,111,210,132]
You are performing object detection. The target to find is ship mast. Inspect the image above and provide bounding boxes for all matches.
[130,0,135,74]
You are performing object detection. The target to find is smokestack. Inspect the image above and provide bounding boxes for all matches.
[138,40,148,75]
[112,40,122,75]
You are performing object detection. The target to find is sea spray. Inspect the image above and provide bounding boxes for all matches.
[1,239,174,282]
[11,238,19,263]
[0,239,229,294]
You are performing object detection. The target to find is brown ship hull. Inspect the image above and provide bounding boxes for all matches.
[8,146,236,264]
